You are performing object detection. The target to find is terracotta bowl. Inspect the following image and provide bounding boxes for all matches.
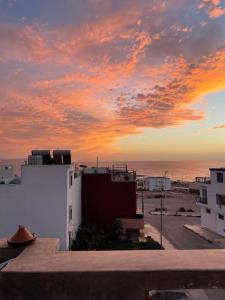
[7,233,37,247]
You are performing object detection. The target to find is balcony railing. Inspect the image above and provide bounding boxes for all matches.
[195,177,211,184]
[196,196,208,205]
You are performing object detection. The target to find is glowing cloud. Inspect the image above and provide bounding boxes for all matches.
[0,0,225,158]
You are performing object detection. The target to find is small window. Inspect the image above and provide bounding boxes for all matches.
[206,208,211,214]
[216,194,225,207]
[69,205,72,222]
[69,171,73,187]
[218,214,224,220]
[217,172,223,183]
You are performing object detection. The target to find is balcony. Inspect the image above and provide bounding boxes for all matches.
[195,177,211,184]
[196,196,208,205]
[2,238,225,299]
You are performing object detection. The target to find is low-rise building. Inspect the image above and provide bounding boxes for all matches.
[143,176,171,191]
[81,164,144,237]
[0,165,14,184]
[0,150,81,250]
[195,168,225,236]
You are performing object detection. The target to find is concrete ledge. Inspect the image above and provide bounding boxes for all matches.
[2,238,225,299]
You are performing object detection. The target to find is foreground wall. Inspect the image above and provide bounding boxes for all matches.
[1,239,225,300]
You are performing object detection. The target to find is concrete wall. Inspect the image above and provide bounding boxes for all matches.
[0,165,81,250]
[200,169,225,237]
[67,171,82,245]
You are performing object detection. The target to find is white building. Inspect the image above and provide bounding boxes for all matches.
[0,150,81,250]
[143,176,171,191]
[0,165,14,184]
[196,168,225,237]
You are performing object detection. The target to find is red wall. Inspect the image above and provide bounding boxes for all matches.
[82,173,137,226]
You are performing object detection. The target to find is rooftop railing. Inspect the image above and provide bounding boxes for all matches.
[195,177,211,184]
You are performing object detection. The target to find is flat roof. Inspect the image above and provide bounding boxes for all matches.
[209,168,225,171]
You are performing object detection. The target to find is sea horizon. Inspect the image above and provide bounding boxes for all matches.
[1,158,225,182]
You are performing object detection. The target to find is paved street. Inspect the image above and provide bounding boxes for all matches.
[138,189,222,249]
[145,215,220,249]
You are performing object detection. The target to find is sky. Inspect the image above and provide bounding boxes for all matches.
[1,0,225,160]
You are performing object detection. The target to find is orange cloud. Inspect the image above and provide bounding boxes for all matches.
[213,124,225,129]
[198,0,225,18]
[1,1,225,158]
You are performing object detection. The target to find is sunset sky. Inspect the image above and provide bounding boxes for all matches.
[1,0,225,160]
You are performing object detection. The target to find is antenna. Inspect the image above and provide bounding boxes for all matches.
[96,156,99,168]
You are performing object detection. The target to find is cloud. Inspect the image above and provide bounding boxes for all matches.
[1,0,225,158]
[198,0,225,18]
[213,124,225,129]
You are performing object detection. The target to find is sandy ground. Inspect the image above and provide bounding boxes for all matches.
[137,189,200,215]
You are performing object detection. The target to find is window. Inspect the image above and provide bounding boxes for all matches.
[206,208,211,214]
[217,172,223,183]
[69,171,73,187]
[69,205,72,222]
[216,194,225,207]
[218,214,224,220]
[202,189,207,201]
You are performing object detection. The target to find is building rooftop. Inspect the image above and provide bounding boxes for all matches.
[209,167,225,171]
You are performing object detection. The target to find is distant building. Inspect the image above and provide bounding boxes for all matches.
[195,168,225,237]
[0,150,81,250]
[0,165,14,184]
[142,176,171,191]
[81,164,144,237]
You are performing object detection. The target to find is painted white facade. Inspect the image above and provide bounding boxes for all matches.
[196,169,225,237]
[143,177,171,191]
[0,165,14,184]
[0,164,81,250]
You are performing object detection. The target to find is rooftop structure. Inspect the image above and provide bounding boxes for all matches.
[28,149,71,165]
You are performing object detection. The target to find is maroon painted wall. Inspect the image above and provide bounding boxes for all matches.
[82,173,137,226]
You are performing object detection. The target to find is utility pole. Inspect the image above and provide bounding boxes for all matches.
[142,183,144,215]
[96,156,99,168]
[160,186,163,248]
[160,171,168,249]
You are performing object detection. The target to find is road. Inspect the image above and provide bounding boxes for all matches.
[145,214,221,249]
[137,189,222,249]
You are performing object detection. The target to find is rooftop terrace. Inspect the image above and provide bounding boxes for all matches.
[1,238,225,299]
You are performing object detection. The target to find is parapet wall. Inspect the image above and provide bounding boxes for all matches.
[1,238,225,300]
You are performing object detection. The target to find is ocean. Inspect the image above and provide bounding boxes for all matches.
[1,159,225,182]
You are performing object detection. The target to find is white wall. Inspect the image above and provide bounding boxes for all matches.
[66,171,82,247]
[0,165,14,183]
[199,169,225,237]
[144,177,171,191]
[0,164,81,250]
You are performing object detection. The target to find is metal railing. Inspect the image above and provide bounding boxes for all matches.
[195,177,211,184]
[196,196,208,205]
